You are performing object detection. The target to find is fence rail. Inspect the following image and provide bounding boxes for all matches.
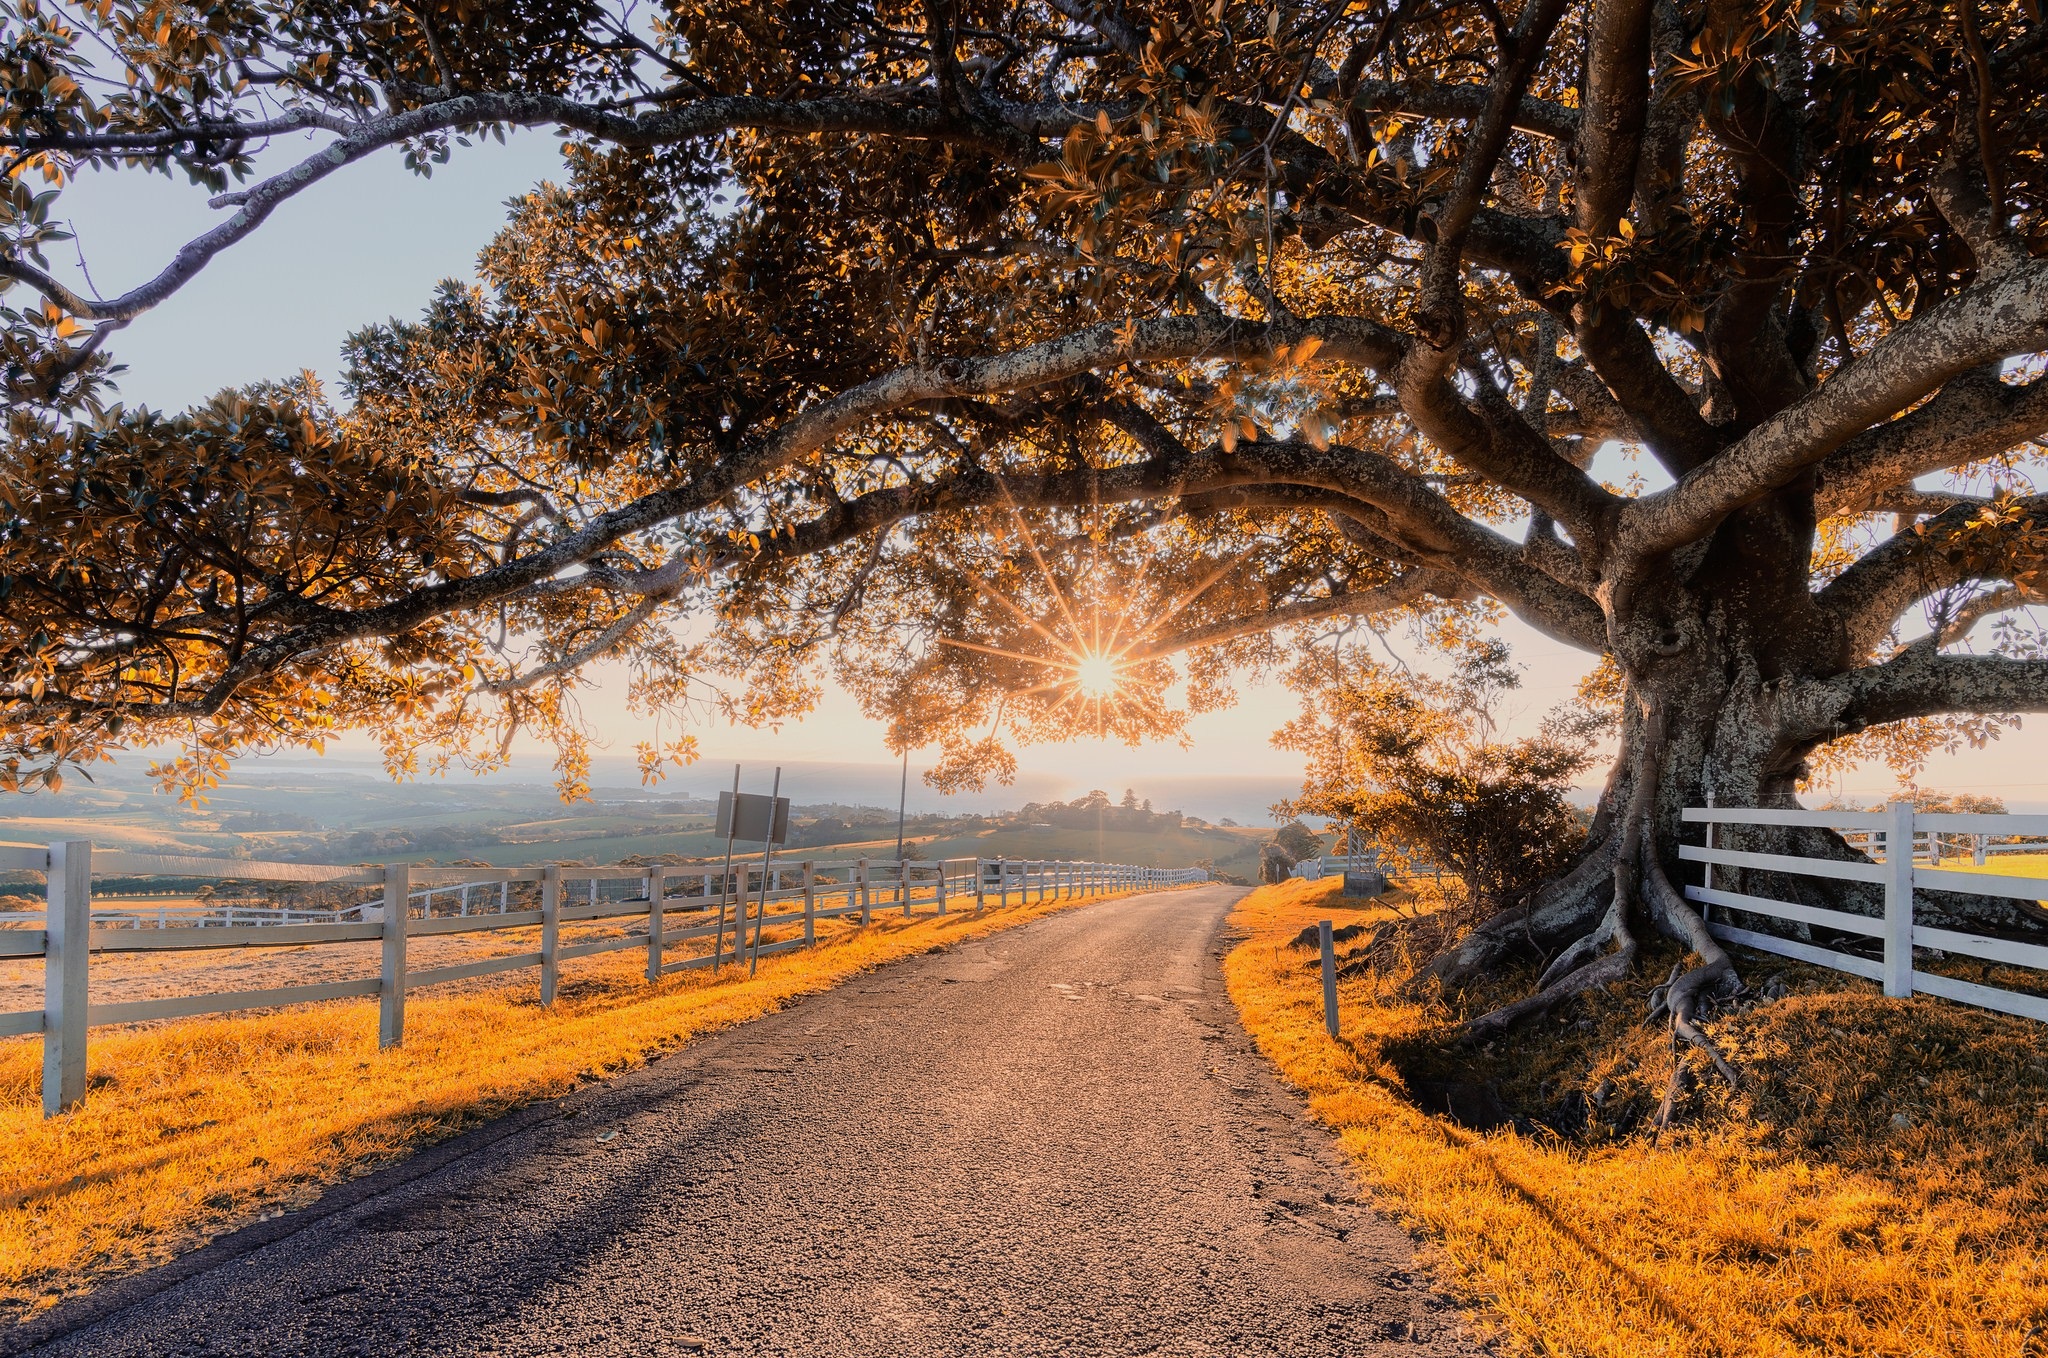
[0,840,1206,1116]
[1681,803,2048,1024]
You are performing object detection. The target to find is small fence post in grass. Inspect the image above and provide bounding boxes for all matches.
[858,858,871,926]
[1319,919,1339,1038]
[974,859,987,915]
[802,861,816,945]
[42,840,91,1117]
[541,865,562,1007]
[902,860,913,918]
[379,862,409,1049]
[999,858,1010,910]
[935,860,948,915]
[646,865,666,983]
[1883,800,1916,999]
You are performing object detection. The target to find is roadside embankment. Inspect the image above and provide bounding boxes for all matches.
[1225,876,2048,1358]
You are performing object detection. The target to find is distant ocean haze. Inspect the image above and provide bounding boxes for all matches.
[0,751,1310,833]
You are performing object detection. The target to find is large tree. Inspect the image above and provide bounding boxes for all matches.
[2,0,2046,1032]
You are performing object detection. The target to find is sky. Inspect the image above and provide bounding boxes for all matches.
[53,132,2048,815]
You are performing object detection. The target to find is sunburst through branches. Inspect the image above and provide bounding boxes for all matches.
[928,490,1256,740]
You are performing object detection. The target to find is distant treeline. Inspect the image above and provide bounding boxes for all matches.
[1010,789,1199,833]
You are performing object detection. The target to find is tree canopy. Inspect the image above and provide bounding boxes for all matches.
[0,0,2045,1015]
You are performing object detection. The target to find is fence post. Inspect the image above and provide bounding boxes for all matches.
[1883,800,1916,999]
[935,860,948,914]
[856,858,870,926]
[42,840,90,1117]
[646,866,666,983]
[999,858,1010,909]
[902,860,913,918]
[974,859,986,914]
[541,865,562,1007]
[379,863,409,1048]
[802,862,816,945]
[1320,919,1339,1037]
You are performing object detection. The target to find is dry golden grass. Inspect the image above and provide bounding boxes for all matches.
[1940,852,2048,879]
[0,884,1151,1321]
[1225,877,2048,1358]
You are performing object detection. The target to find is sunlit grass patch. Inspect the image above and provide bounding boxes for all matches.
[1938,851,2048,879]
[0,884,1147,1321]
[1225,877,2048,1358]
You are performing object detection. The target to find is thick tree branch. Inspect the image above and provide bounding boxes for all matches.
[1793,650,2048,739]
[1130,569,1470,657]
[744,437,1610,652]
[1935,583,2048,646]
[1572,0,1655,241]
[1621,260,2048,561]
[1815,369,2048,517]
[3,89,1053,322]
[1817,495,2048,657]
[1347,79,1579,141]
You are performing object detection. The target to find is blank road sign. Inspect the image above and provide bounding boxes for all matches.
[717,791,790,845]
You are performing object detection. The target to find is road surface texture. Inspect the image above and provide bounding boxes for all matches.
[15,885,1477,1357]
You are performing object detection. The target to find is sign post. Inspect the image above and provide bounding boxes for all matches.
[713,768,791,974]
[748,767,784,975]
[713,765,740,972]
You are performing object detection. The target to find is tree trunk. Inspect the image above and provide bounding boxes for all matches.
[1428,500,2048,1035]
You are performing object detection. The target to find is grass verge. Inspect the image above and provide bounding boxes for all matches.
[0,884,1153,1321]
[1225,876,2048,1358]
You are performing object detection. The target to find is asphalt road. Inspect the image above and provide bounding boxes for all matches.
[18,885,1475,1357]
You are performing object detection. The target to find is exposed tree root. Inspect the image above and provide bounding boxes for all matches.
[1455,690,1751,1060]
[1642,836,1743,1092]
[1426,832,1620,990]
[1463,903,1637,1043]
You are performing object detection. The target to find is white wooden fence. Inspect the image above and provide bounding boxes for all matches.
[0,841,1206,1117]
[1681,803,2048,1023]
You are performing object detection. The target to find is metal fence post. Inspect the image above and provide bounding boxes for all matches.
[379,863,409,1048]
[646,866,666,983]
[1883,800,1916,999]
[42,840,90,1116]
[541,865,562,1007]
[1320,919,1339,1038]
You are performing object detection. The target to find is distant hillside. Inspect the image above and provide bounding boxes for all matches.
[1,771,1296,882]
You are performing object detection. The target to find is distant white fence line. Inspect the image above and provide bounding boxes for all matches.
[1682,803,2048,1024]
[1292,852,1380,881]
[1293,850,1440,882]
[0,841,1206,1117]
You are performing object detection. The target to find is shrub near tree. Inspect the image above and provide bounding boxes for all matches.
[1,0,2047,1041]
[1273,821,1325,863]
[1278,642,1606,911]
